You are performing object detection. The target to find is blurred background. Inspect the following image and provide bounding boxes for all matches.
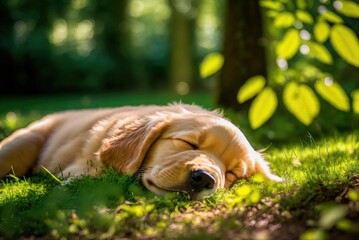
[0,0,358,143]
[0,0,224,95]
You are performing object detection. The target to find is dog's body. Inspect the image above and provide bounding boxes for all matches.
[0,104,281,199]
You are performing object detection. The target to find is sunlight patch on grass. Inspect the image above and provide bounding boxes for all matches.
[266,132,359,189]
[0,178,49,206]
[0,111,358,239]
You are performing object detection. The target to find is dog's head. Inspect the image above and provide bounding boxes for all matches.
[99,105,282,199]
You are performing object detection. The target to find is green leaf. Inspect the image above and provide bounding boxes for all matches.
[283,82,320,125]
[300,229,329,240]
[330,24,359,67]
[237,75,266,103]
[266,10,279,18]
[348,189,359,201]
[121,205,144,218]
[248,190,261,204]
[235,184,252,196]
[260,0,283,10]
[313,21,330,43]
[351,89,359,114]
[252,174,265,183]
[308,42,333,64]
[321,10,344,23]
[315,77,350,111]
[274,12,295,28]
[319,204,348,229]
[276,29,301,60]
[199,52,224,78]
[296,0,306,9]
[336,219,358,233]
[336,1,359,18]
[249,87,278,129]
[296,10,314,24]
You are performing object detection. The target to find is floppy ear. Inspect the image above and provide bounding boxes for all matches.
[252,151,283,182]
[99,115,170,175]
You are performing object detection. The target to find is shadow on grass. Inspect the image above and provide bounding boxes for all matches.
[0,170,148,239]
[1,132,359,240]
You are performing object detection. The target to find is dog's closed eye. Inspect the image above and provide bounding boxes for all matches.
[178,139,198,150]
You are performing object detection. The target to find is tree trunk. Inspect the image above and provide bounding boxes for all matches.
[217,0,267,110]
[94,0,133,89]
[168,0,197,95]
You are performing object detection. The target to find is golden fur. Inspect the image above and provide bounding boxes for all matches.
[0,104,281,199]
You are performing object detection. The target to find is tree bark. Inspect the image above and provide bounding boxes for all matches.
[94,0,133,89]
[168,0,197,95]
[217,0,267,110]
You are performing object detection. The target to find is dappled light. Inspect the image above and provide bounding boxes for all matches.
[324,76,333,86]
[129,0,170,53]
[1,124,358,239]
[175,81,190,95]
[49,17,94,56]
[4,112,18,130]
[1,0,359,239]
[300,44,310,55]
[173,0,192,14]
[299,29,311,40]
[75,20,94,56]
[276,58,288,70]
[49,19,68,46]
[14,21,29,44]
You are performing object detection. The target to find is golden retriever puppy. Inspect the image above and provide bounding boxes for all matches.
[0,104,281,199]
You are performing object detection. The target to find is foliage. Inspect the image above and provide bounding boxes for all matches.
[240,0,359,129]
[201,0,359,130]
[237,75,266,104]
[199,52,224,78]
[248,87,278,129]
[283,81,320,126]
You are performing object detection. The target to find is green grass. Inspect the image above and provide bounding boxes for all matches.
[1,93,359,239]
[0,91,214,114]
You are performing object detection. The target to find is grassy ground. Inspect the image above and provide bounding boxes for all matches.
[1,93,358,240]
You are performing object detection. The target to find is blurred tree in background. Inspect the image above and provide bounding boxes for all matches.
[168,0,197,95]
[94,1,133,90]
[218,0,267,110]
[0,0,223,95]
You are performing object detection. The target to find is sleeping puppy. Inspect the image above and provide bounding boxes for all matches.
[0,104,282,199]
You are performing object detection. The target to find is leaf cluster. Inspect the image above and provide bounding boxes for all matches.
[200,0,359,129]
[239,0,359,129]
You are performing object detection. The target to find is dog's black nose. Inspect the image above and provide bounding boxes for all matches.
[190,170,215,192]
